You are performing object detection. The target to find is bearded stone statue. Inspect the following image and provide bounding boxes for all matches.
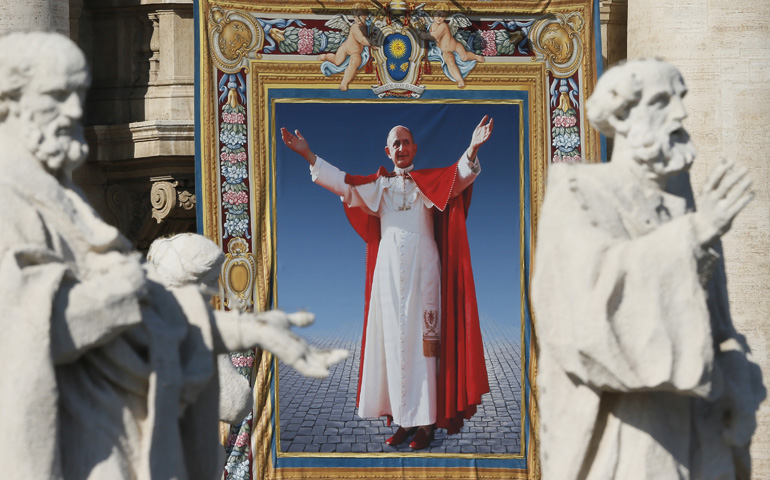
[0,31,345,480]
[532,59,765,480]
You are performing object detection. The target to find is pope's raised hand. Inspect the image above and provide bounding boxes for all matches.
[470,115,494,150]
[467,115,494,161]
[281,127,316,165]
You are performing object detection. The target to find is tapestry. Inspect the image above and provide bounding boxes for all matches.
[195,1,604,478]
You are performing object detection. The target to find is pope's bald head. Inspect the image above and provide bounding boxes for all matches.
[386,125,414,145]
[385,125,417,169]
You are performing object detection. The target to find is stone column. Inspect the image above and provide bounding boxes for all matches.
[628,0,770,474]
[0,0,69,35]
[599,0,627,68]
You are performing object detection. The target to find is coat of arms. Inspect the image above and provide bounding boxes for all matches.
[371,25,425,98]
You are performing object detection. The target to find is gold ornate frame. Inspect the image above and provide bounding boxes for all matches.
[196,1,603,478]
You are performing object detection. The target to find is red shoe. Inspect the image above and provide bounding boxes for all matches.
[408,426,435,450]
[385,427,417,446]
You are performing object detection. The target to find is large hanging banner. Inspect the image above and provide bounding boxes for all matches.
[195,1,603,479]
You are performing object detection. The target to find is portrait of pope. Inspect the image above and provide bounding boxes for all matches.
[275,102,522,451]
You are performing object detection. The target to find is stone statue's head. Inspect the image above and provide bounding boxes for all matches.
[586,58,697,177]
[0,32,90,174]
[147,233,224,296]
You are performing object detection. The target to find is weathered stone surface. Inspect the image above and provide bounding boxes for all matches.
[533,59,765,480]
[627,4,770,474]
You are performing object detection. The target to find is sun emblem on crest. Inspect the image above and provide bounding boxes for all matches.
[388,38,408,58]
[371,28,425,98]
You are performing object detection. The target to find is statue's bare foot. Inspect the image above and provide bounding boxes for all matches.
[318,54,329,61]
[457,78,466,89]
[339,83,349,92]
[477,56,486,63]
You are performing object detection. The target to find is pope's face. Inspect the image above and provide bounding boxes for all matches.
[385,127,417,169]
[626,67,696,177]
[21,61,89,172]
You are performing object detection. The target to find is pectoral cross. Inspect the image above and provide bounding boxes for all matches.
[396,173,412,211]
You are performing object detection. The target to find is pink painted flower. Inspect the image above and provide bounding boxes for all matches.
[481,30,497,57]
[298,28,314,55]
[222,112,246,124]
[223,152,243,164]
[223,191,248,206]
[235,432,250,447]
[231,355,255,368]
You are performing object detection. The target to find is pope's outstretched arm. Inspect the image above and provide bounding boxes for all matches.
[451,115,493,197]
[467,115,494,161]
[281,127,316,165]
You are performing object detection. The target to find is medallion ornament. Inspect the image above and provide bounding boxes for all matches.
[530,13,585,78]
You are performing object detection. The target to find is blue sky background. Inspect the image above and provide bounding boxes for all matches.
[273,101,522,338]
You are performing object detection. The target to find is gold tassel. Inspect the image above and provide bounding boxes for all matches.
[423,339,440,358]
[227,88,240,109]
[269,28,285,43]
[219,421,231,446]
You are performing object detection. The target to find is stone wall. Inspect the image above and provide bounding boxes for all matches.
[626,1,770,476]
[0,0,70,35]
[75,0,197,249]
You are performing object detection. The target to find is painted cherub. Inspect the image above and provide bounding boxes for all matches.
[319,3,373,91]
[419,2,484,88]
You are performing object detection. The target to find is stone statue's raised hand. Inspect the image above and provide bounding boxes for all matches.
[288,343,349,379]
[280,127,316,165]
[468,115,494,161]
[693,158,753,245]
[223,309,348,379]
[252,310,314,331]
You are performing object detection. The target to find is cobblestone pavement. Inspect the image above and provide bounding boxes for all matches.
[277,314,523,455]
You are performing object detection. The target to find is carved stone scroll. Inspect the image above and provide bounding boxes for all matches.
[150,175,196,224]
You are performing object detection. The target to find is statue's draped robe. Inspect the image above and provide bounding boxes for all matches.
[0,156,221,480]
[532,164,764,480]
[311,154,489,432]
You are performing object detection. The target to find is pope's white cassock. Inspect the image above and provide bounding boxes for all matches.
[310,153,479,427]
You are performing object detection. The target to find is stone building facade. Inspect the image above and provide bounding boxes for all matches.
[0,0,197,250]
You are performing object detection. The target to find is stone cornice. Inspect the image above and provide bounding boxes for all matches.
[85,120,195,161]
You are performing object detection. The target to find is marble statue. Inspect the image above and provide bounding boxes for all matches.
[532,59,765,480]
[147,233,347,423]
[0,31,345,480]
